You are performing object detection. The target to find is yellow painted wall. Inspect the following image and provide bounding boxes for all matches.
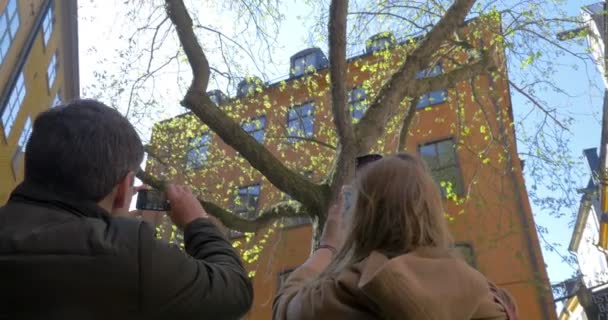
[0,0,77,203]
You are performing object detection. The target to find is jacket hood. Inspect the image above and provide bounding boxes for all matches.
[358,248,504,320]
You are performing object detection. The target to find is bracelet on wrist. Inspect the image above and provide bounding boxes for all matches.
[317,244,337,256]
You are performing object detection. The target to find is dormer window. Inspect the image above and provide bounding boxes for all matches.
[236,77,263,98]
[207,89,228,106]
[366,32,396,53]
[290,48,328,77]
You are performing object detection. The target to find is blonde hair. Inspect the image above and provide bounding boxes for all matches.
[324,152,453,274]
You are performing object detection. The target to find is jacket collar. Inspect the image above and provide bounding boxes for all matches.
[9,180,111,221]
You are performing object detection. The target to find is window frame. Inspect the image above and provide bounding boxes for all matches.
[454,242,477,269]
[418,138,464,197]
[0,0,20,65]
[185,132,212,169]
[12,115,32,177]
[52,90,62,108]
[41,3,53,48]
[415,63,448,109]
[1,72,26,139]
[348,87,368,122]
[292,53,317,77]
[230,183,262,238]
[242,115,266,144]
[286,102,315,143]
[46,51,58,91]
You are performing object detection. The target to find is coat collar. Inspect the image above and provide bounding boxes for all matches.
[9,180,111,221]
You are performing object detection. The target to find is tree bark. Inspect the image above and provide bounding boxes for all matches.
[327,0,357,199]
[397,97,420,152]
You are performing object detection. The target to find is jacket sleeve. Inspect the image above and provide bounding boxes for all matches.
[138,218,253,319]
[272,264,318,319]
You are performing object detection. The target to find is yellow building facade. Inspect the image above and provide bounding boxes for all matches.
[0,0,79,203]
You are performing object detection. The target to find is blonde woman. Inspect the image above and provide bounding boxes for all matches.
[273,153,517,320]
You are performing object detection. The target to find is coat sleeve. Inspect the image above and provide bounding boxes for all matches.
[272,265,318,319]
[138,218,253,319]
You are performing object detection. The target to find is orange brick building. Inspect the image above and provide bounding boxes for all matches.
[148,20,557,319]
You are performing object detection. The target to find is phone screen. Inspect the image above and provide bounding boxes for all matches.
[136,190,171,211]
[342,186,354,216]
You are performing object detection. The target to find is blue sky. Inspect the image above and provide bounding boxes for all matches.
[77,0,606,292]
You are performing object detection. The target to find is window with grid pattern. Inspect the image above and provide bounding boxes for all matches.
[292,53,317,77]
[230,184,261,237]
[242,115,266,143]
[0,0,19,65]
[1,72,26,138]
[185,133,211,169]
[415,64,447,109]
[12,116,32,175]
[418,139,463,197]
[42,4,53,47]
[47,52,58,90]
[287,102,314,143]
[349,87,368,123]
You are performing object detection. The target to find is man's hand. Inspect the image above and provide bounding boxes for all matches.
[166,184,209,229]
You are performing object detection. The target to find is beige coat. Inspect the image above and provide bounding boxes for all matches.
[273,247,515,320]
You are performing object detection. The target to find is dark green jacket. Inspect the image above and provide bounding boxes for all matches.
[0,181,253,320]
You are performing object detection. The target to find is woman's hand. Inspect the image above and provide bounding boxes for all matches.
[319,188,348,250]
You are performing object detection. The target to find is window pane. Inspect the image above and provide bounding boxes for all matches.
[434,166,463,196]
[416,93,430,109]
[9,13,18,37]
[0,14,8,35]
[419,144,438,169]
[427,89,447,105]
[455,243,476,268]
[437,140,456,166]
[7,0,16,16]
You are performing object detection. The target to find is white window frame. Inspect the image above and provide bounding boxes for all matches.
[1,72,26,138]
[0,0,20,65]
[42,4,53,47]
[47,51,58,90]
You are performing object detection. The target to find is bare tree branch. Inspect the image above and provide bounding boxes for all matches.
[508,80,568,131]
[354,0,477,154]
[164,0,328,213]
[397,97,420,152]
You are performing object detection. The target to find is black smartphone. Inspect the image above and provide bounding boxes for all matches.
[342,185,354,216]
[136,189,171,211]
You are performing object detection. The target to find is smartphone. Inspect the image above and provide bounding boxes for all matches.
[136,189,171,211]
[342,185,354,216]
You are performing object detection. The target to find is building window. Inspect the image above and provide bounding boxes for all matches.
[287,102,314,143]
[236,77,263,98]
[366,32,396,53]
[230,184,261,237]
[1,72,26,138]
[12,116,32,175]
[207,90,228,106]
[41,4,53,47]
[349,87,368,123]
[418,139,463,197]
[454,243,477,268]
[185,133,211,169]
[415,64,447,109]
[47,52,58,90]
[0,0,20,65]
[52,90,62,108]
[277,268,295,291]
[292,53,316,77]
[242,115,266,143]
